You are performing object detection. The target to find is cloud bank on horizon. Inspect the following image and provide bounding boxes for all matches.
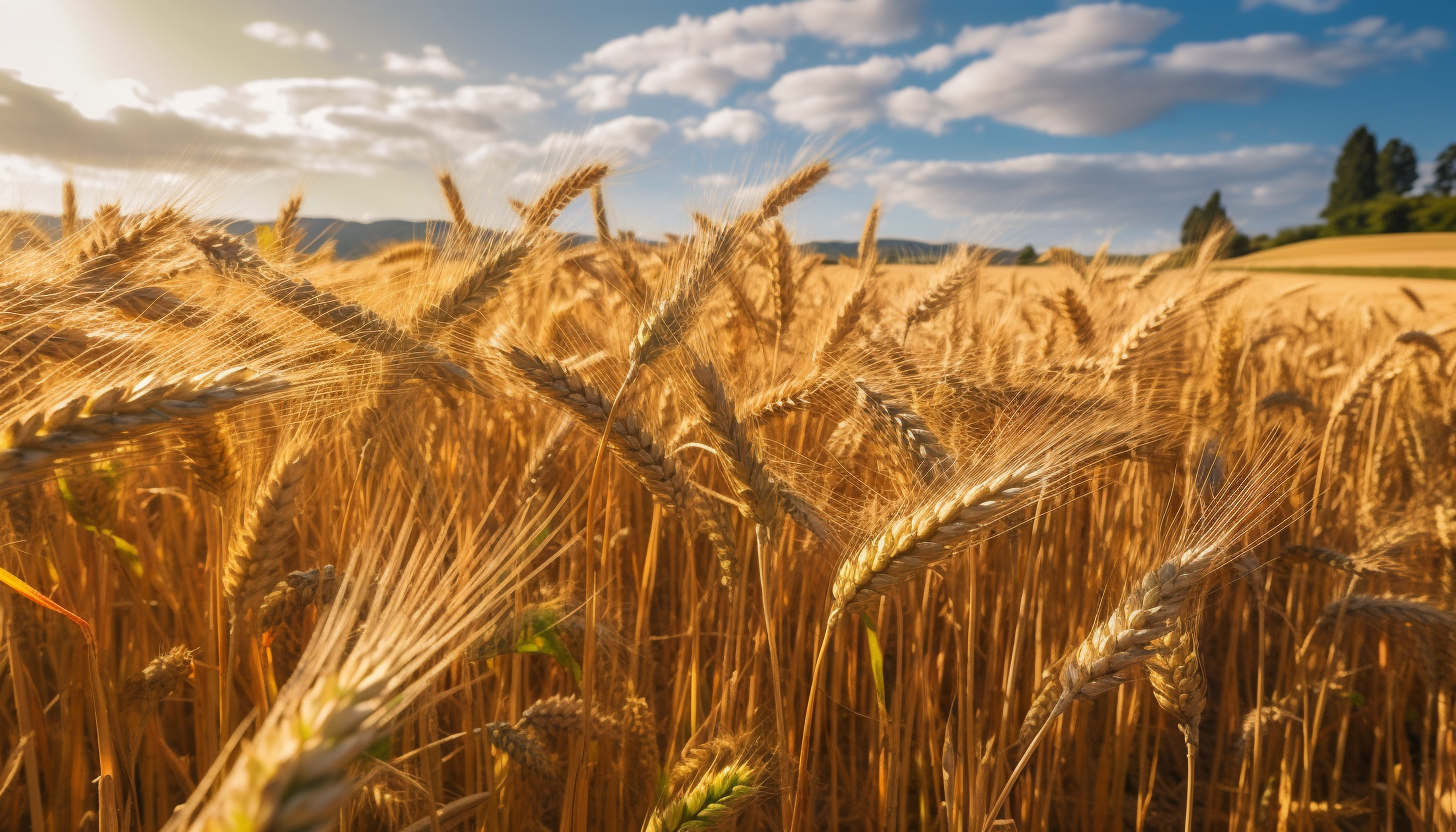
[0,0,1450,251]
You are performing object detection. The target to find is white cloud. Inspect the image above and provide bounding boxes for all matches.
[885,3,1445,136]
[574,115,671,157]
[0,70,548,175]
[570,73,635,112]
[849,143,1332,245]
[243,21,332,52]
[681,108,767,143]
[1157,17,1447,83]
[383,45,465,79]
[579,0,919,106]
[465,115,670,173]
[1241,0,1347,13]
[770,55,902,131]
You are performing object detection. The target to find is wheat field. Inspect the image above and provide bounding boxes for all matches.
[0,161,1452,832]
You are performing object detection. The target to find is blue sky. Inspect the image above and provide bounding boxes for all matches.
[0,0,1451,251]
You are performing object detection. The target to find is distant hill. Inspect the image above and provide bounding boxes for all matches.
[14,214,1016,263]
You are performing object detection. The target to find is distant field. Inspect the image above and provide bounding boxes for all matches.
[1224,232,1456,270]
[1221,265,1456,279]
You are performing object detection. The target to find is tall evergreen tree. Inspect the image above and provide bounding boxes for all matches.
[1377,138,1418,196]
[1181,190,1229,246]
[1432,143,1456,196]
[1325,125,1379,216]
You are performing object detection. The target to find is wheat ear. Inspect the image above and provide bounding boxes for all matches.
[437,170,477,240]
[691,362,781,530]
[1057,287,1096,350]
[1149,619,1206,832]
[122,646,196,706]
[1148,618,1206,750]
[591,183,611,241]
[1057,543,1227,710]
[1317,594,1456,671]
[506,348,675,501]
[831,463,1050,618]
[223,445,308,620]
[1130,251,1173,289]
[258,566,338,632]
[274,193,303,257]
[519,694,622,740]
[1104,294,1182,378]
[178,416,238,495]
[486,721,561,784]
[0,367,287,484]
[627,161,829,380]
[742,373,829,423]
[905,245,978,335]
[769,221,798,340]
[376,240,436,266]
[415,164,607,339]
[190,232,486,397]
[1329,347,1392,421]
[854,380,953,484]
[61,180,79,238]
[645,762,761,832]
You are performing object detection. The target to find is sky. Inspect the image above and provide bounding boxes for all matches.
[0,0,1451,251]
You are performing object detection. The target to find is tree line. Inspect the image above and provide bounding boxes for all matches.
[1182,127,1456,256]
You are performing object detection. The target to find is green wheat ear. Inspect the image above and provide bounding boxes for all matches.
[645,763,759,832]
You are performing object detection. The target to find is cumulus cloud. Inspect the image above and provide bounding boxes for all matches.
[243,21,332,51]
[570,73,635,112]
[883,4,1444,136]
[0,70,548,175]
[849,143,1332,244]
[575,0,920,108]
[770,56,902,130]
[466,115,670,174]
[383,45,465,79]
[681,108,767,143]
[0,70,285,170]
[1241,0,1347,13]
